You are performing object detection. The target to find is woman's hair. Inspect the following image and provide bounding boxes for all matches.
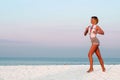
[91,16,99,24]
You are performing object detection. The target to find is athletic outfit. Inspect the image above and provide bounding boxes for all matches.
[88,25,100,45]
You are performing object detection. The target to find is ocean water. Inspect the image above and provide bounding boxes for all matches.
[0,57,120,65]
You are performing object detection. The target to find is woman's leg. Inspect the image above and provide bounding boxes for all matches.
[87,45,98,72]
[95,47,106,72]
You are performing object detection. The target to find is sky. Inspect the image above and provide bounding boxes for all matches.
[0,0,120,58]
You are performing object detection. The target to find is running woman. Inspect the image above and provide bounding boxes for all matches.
[84,16,106,73]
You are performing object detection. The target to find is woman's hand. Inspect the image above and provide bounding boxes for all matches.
[84,27,88,36]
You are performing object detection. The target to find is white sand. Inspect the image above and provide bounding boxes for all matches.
[0,65,120,80]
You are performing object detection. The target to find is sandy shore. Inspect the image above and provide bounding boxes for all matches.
[0,65,120,80]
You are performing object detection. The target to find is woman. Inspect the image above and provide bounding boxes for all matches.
[84,16,106,73]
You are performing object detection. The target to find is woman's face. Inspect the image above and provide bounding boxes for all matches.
[91,18,96,25]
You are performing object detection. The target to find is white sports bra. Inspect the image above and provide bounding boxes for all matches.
[88,25,97,38]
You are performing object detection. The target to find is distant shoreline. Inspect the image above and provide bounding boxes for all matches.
[0,57,120,65]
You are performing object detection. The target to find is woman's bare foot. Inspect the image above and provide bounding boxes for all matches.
[102,68,106,72]
[87,69,94,73]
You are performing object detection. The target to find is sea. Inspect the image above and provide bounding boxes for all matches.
[0,57,120,65]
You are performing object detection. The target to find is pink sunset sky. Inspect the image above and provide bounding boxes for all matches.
[0,0,120,57]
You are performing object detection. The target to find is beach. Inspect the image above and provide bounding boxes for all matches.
[0,65,120,80]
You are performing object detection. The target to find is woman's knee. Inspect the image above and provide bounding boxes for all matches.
[97,55,102,59]
[88,53,93,57]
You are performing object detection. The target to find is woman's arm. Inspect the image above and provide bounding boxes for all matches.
[84,27,89,36]
[96,26,104,35]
